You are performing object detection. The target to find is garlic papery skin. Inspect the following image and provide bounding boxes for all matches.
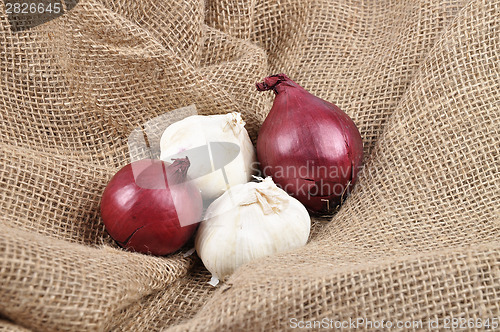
[159,112,256,200]
[195,177,311,286]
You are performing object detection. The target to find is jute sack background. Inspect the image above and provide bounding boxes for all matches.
[0,0,498,330]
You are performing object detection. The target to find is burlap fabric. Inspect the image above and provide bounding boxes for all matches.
[1,0,499,331]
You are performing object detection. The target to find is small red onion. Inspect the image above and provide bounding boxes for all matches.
[100,158,202,255]
[256,74,363,213]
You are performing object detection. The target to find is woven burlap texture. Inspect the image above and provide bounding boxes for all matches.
[1,0,499,331]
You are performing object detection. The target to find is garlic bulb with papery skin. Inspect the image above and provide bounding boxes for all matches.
[160,112,256,200]
[195,177,311,286]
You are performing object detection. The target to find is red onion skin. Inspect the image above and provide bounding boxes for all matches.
[256,74,363,213]
[100,158,202,255]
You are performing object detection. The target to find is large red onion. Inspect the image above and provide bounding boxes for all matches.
[256,74,363,213]
[100,158,202,255]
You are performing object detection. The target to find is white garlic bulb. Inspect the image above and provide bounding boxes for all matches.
[160,112,256,200]
[195,177,311,286]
